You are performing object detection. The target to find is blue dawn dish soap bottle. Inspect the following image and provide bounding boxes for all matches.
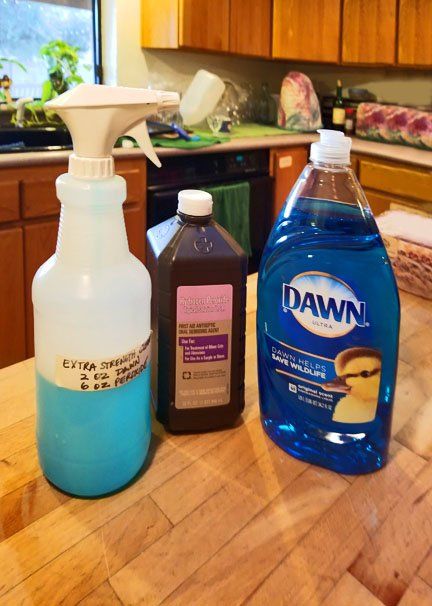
[32,84,179,496]
[257,129,400,474]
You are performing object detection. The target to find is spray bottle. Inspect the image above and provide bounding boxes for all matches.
[33,84,179,496]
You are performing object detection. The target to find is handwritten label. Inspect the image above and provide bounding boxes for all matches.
[55,336,151,392]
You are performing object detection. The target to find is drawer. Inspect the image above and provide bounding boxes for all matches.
[364,189,392,216]
[359,159,432,204]
[21,163,66,219]
[117,167,144,206]
[0,180,20,223]
[21,162,145,219]
[365,188,432,217]
[22,175,60,219]
[350,154,360,176]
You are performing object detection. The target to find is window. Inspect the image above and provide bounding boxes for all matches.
[0,0,101,100]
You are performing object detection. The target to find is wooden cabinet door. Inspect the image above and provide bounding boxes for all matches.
[273,0,341,62]
[0,180,20,223]
[230,0,272,57]
[141,0,179,48]
[359,158,432,204]
[0,228,26,368]
[23,221,58,358]
[398,0,432,66]
[124,204,146,263]
[180,0,230,51]
[270,146,309,222]
[342,0,397,64]
[364,190,392,216]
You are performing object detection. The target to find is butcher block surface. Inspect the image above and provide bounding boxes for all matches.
[1,274,432,605]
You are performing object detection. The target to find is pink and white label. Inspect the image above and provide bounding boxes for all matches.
[176,284,233,323]
[175,284,233,409]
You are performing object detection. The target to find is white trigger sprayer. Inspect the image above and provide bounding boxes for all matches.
[45,83,179,173]
[32,84,179,497]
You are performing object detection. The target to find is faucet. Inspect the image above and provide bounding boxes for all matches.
[16,97,33,128]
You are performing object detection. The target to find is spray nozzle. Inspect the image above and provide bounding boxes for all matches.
[45,84,179,178]
[310,128,352,165]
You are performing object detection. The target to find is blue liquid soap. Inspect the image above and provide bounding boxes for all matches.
[257,134,400,475]
[36,368,151,496]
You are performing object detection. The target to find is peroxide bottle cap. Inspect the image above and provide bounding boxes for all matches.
[310,129,352,165]
[178,190,213,216]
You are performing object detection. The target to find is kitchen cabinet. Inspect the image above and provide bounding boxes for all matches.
[0,180,20,222]
[23,220,58,358]
[230,0,272,58]
[270,146,309,221]
[0,157,147,368]
[398,0,432,66]
[141,0,179,48]
[355,155,432,216]
[272,0,341,62]
[141,0,229,52]
[0,228,26,368]
[342,0,397,64]
[180,0,230,52]
[142,0,432,69]
[360,158,432,205]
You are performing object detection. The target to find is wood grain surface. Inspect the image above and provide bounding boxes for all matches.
[398,0,432,66]
[342,0,397,64]
[0,274,431,605]
[272,0,341,62]
[229,0,272,58]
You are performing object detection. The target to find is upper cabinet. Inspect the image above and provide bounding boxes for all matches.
[142,0,268,56]
[141,0,179,49]
[272,0,341,62]
[141,0,229,51]
[142,0,432,68]
[398,0,432,66]
[230,0,272,58]
[180,0,230,52]
[342,0,397,64]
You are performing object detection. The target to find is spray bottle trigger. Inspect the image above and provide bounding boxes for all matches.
[125,120,161,168]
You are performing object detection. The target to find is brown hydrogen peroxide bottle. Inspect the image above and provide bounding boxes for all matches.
[147,189,248,432]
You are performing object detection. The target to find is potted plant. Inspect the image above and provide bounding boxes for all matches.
[40,40,87,103]
[0,57,27,103]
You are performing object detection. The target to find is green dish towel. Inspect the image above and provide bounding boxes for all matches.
[204,182,252,257]
[152,133,229,149]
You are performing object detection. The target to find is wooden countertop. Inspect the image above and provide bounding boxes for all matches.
[1,274,432,605]
[1,134,432,169]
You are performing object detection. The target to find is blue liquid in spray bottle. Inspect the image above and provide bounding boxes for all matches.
[257,130,400,474]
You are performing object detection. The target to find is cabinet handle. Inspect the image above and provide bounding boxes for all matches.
[279,156,293,169]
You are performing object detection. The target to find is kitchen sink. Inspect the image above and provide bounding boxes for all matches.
[0,127,72,153]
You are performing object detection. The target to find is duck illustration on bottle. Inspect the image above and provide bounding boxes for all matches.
[323,347,382,424]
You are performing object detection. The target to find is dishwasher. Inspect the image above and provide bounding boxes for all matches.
[146,148,274,273]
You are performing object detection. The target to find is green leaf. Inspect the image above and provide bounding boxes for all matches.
[39,39,85,90]
[41,80,55,104]
[0,57,27,72]
[66,74,84,85]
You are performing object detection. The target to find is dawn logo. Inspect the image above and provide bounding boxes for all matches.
[282,272,367,338]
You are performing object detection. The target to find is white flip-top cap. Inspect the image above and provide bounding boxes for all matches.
[178,190,213,216]
[310,129,352,165]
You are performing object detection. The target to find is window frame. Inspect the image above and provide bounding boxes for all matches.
[93,0,103,84]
